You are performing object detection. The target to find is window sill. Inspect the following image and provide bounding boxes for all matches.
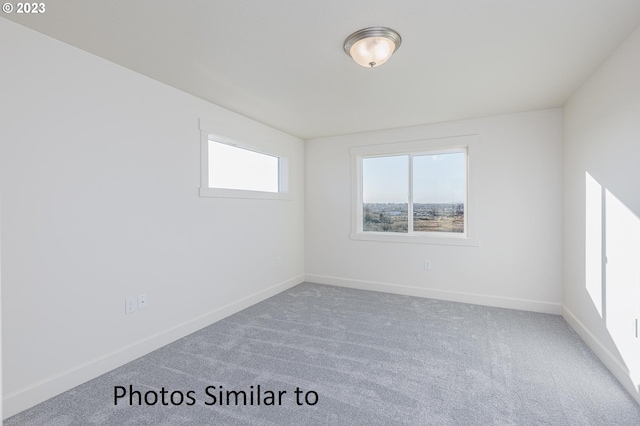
[200,187,291,200]
[350,232,480,247]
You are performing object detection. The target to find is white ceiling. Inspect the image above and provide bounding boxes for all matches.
[5,0,640,139]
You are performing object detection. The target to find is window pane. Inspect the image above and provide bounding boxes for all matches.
[208,141,279,193]
[412,152,465,233]
[362,155,408,233]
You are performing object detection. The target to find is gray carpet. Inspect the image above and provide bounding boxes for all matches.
[5,282,640,425]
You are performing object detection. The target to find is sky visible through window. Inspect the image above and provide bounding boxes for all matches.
[362,155,408,203]
[363,153,465,204]
[208,141,279,192]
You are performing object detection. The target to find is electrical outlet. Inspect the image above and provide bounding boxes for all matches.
[125,297,137,314]
[423,260,432,270]
[138,294,148,310]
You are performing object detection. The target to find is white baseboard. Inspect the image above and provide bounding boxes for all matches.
[3,275,305,419]
[562,306,640,405]
[305,274,563,315]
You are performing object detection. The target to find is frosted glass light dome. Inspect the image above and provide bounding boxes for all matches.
[344,27,402,68]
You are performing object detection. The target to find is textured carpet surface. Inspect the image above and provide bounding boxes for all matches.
[6,282,640,425]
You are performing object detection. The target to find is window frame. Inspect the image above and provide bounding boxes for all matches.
[350,135,480,246]
[199,118,290,200]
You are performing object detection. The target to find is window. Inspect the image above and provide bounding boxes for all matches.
[208,141,279,193]
[351,135,479,246]
[199,119,289,199]
[363,150,466,233]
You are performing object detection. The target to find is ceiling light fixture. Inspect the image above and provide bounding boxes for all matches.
[344,27,402,68]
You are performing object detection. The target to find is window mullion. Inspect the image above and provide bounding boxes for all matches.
[408,154,413,234]
[359,156,364,232]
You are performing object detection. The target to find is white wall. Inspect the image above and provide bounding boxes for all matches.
[1,180,3,421]
[563,25,640,404]
[305,109,564,314]
[0,19,305,417]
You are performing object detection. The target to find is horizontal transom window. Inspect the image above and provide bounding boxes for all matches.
[208,141,279,193]
[199,118,289,200]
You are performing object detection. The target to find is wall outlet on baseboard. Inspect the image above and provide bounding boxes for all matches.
[423,260,432,270]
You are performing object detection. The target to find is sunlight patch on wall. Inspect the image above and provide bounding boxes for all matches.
[584,171,640,385]
[605,188,640,378]
[585,171,603,318]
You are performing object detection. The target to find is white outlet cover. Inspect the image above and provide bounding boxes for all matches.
[138,294,148,310]
[125,297,137,314]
